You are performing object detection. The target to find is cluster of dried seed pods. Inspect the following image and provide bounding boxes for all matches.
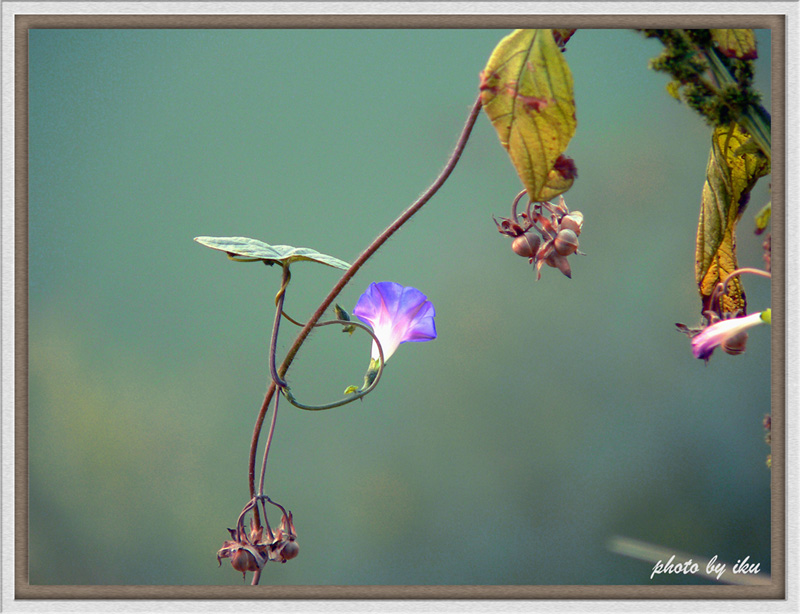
[495,191,584,279]
[217,497,299,581]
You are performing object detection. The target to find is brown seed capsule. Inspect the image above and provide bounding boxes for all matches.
[722,331,748,355]
[559,211,583,235]
[554,229,579,256]
[511,230,541,259]
[231,549,260,574]
[279,540,299,561]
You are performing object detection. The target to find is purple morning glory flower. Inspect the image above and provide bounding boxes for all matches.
[691,310,770,360]
[353,281,436,362]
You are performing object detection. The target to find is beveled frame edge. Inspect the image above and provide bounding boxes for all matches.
[13,11,787,601]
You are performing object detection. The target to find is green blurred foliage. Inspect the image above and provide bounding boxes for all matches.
[28,28,772,585]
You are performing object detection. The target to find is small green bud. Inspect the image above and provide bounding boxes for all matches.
[343,385,359,395]
[334,303,356,334]
[334,303,350,321]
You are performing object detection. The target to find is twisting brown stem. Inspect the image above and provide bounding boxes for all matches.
[258,391,282,499]
[268,265,291,389]
[246,95,483,513]
[721,267,771,297]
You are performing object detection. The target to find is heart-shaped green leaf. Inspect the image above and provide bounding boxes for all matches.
[194,236,350,270]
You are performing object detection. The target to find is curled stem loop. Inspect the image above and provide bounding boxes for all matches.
[510,189,528,223]
[280,319,386,411]
[709,267,772,315]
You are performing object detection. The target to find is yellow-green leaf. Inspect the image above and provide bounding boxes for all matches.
[710,29,757,60]
[538,155,577,201]
[696,124,770,314]
[480,29,577,202]
[754,201,771,234]
[666,80,681,100]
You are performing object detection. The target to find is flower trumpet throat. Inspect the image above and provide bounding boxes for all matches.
[352,281,437,362]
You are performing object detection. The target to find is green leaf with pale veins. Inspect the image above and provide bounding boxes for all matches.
[480,29,577,201]
[696,124,770,315]
[194,236,350,270]
[710,29,757,60]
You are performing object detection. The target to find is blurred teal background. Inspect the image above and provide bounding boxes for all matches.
[28,28,772,585]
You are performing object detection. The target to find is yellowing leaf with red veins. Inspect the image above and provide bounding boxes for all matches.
[696,124,770,315]
[710,29,757,60]
[538,154,577,201]
[480,29,577,202]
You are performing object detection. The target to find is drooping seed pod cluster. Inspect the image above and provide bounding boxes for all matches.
[495,191,584,279]
[217,501,299,580]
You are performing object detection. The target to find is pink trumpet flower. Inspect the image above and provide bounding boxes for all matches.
[691,310,770,360]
